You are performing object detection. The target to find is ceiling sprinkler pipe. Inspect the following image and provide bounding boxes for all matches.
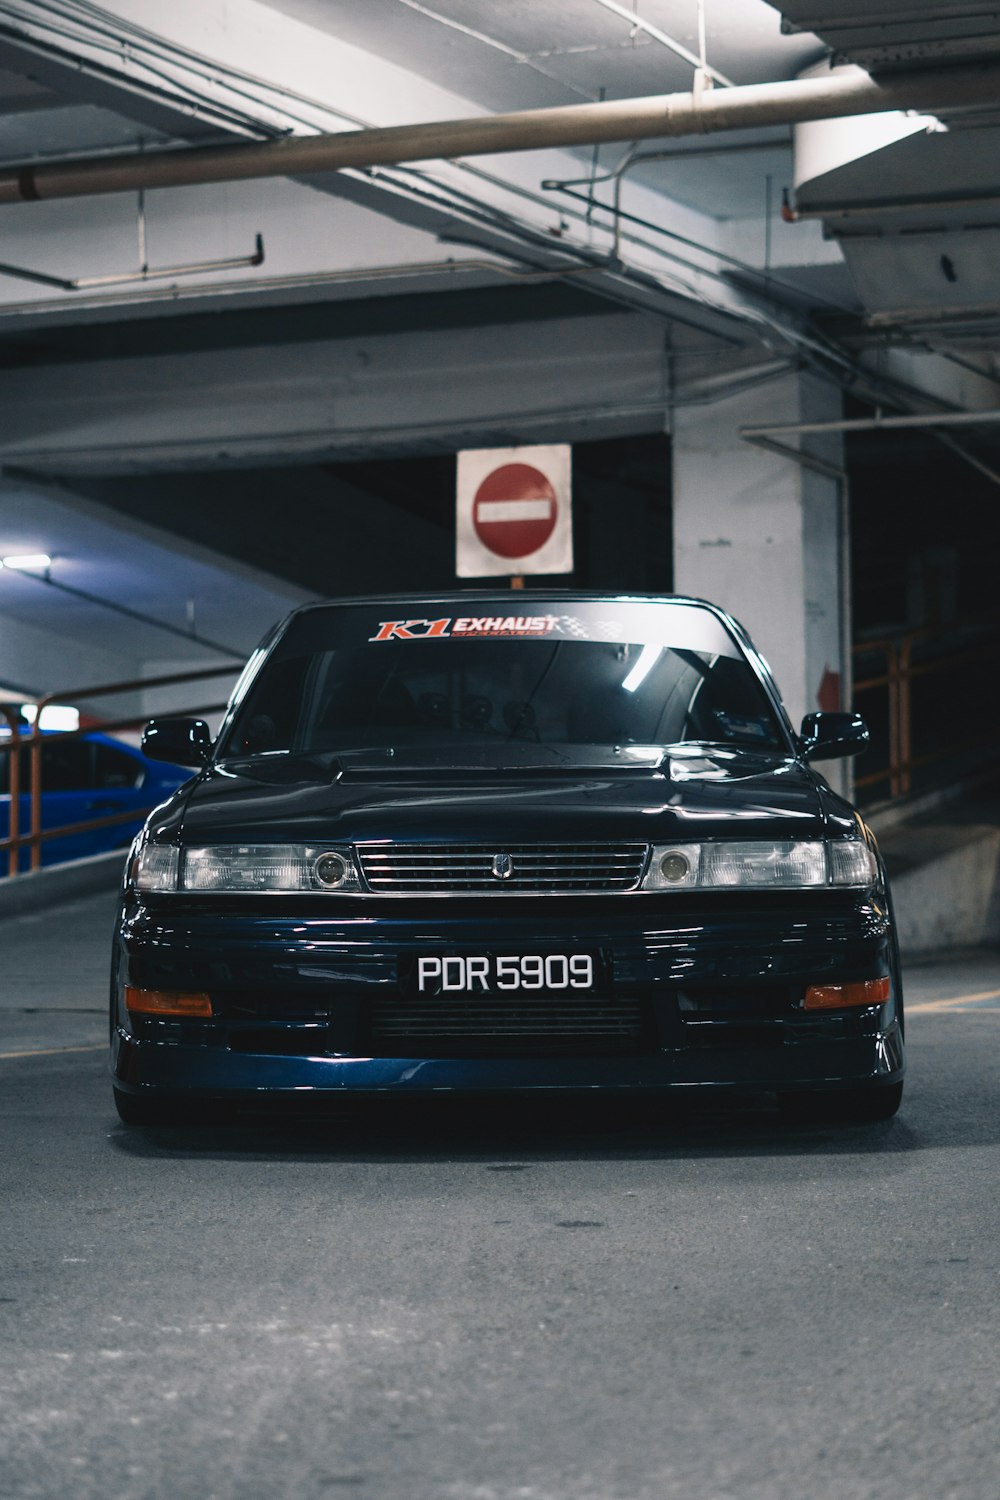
[741,409,1000,437]
[4,64,1000,206]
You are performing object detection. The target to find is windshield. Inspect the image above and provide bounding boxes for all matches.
[219,602,786,761]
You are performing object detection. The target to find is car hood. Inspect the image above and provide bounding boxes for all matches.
[153,744,830,845]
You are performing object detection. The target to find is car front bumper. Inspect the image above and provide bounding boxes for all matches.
[110,892,904,1102]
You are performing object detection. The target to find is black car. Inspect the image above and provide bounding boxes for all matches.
[110,593,904,1125]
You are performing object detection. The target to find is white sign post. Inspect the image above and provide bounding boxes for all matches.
[456,443,573,579]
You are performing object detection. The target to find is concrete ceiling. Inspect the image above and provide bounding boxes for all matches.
[2,0,1000,692]
[0,0,995,343]
[0,0,821,441]
[262,0,826,104]
[775,0,1000,73]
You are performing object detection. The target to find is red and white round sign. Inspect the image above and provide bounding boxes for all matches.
[472,463,558,560]
[456,443,573,578]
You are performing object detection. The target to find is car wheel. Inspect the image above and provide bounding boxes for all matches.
[779,1081,903,1124]
[113,1086,183,1126]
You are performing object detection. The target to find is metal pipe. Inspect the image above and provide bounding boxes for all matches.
[0,234,265,292]
[740,432,847,482]
[4,63,1000,206]
[28,716,41,871]
[867,301,1000,328]
[791,190,1000,221]
[602,138,799,278]
[898,637,914,798]
[0,255,606,319]
[33,665,244,717]
[542,133,851,323]
[743,410,1000,491]
[742,408,1000,437]
[0,705,23,877]
[931,429,1000,490]
[542,136,792,193]
[886,642,902,800]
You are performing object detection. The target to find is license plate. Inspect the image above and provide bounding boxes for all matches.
[400,952,606,996]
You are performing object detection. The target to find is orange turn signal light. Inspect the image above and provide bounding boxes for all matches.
[804,976,890,1011]
[125,986,213,1018]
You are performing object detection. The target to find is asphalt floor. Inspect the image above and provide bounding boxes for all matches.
[1,889,999,1500]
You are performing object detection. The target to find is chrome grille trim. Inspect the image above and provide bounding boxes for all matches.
[356,842,649,894]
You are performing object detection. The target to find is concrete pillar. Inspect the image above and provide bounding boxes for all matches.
[672,372,847,738]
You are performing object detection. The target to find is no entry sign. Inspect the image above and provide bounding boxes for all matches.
[456,444,573,578]
[473,463,557,558]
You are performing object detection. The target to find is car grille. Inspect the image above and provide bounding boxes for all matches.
[368,992,648,1056]
[356,842,649,894]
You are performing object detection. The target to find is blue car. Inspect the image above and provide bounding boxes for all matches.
[1,728,191,871]
[111,592,904,1126]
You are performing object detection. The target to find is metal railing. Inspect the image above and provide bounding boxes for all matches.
[1,664,241,877]
[852,618,1000,802]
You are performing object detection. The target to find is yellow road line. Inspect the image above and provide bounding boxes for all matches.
[0,1043,105,1060]
[908,987,1000,1015]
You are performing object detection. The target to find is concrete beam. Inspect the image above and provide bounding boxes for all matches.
[0,311,673,473]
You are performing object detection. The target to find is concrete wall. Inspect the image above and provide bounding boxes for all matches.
[672,372,846,734]
[885,826,1000,958]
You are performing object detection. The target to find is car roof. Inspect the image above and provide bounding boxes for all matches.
[286,590,725,612]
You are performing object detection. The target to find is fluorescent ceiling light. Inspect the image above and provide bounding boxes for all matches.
[21,703,80,731]
[40,704,79,731]
[1,554,51,570]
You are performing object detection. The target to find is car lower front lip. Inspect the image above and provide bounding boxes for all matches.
[111,1034,903,1100]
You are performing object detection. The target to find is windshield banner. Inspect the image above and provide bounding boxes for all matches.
[367,602,740,657]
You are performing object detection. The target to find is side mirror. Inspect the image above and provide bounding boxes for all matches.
[142,717,213,767]
[799,711,869,761]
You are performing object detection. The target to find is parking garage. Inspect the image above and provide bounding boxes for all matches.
[2,3,1000,1497]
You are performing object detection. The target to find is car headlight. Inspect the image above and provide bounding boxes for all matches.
[641,839,877,890]
[134,843,363,894]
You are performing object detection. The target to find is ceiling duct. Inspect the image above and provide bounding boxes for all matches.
[774,3,1000,339]
[4,61,1000,206]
